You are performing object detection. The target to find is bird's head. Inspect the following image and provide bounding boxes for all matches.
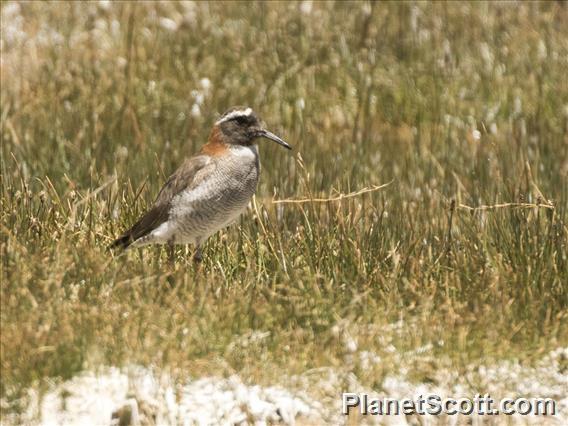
[214,106,291,150]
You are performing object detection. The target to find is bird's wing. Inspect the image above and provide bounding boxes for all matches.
[110,155,215,249]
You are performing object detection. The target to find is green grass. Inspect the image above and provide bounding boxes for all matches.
[1,0,567,414]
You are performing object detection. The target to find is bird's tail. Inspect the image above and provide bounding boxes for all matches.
[108,233,133,251]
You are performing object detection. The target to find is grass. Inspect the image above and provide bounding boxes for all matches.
[1,0,567,417]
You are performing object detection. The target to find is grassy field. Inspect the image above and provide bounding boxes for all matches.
[1,0,567,420]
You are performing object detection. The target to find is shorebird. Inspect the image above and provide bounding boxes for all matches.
[110,106,291,262]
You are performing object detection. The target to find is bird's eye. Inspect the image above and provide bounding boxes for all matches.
[233,116,248,125]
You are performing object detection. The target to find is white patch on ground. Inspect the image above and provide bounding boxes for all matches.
[3,347,566,425]
[2,367,318,425]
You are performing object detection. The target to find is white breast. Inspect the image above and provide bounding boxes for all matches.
[229,144,258,161]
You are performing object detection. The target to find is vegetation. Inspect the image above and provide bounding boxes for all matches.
[1,0,566,416]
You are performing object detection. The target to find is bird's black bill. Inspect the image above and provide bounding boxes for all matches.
[257,129,292,150]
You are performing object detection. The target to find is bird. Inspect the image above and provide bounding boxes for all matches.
[109,106,291,262]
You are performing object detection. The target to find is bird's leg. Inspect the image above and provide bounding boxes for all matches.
[167,239,175,265]
[193,246,203,263]
[193,239,203,264]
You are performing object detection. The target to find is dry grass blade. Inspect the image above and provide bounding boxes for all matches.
[458,202,555,212]
[272,181,393,204]
[66,176,117,228]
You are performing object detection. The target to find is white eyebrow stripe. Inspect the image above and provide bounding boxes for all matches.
[216,107,253,124]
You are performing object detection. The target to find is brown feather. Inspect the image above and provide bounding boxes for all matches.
[200,127,230,157]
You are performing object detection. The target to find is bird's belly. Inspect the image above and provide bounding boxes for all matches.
[169,167,258,243]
